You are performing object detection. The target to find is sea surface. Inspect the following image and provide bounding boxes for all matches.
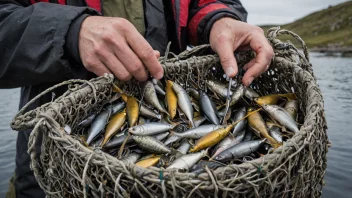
[0,52,351,197]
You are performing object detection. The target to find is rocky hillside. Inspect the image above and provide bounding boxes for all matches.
[261,1,352,50]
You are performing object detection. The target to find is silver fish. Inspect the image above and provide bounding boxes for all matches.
[243,130,253,142]
[206,80,232,98]
[131,135,172,154]
[229,84,245,106]
[78,114,96,128]
[91,136,104,147]
[214,139,266,162]
[104,133,132,149]
[244,87,260,100]
[140,105,162,120]
[167,149,207,170]
[211,130,246,159]
[194,116,207,127]
[173,124,223,139]
[268,125,283,143]
[186,87,200,100]
[263,104,299,133]
[144,81,168,114]
[120,152,141,165]
[190,161,223,175]
[154,132,170,141]
[172,82,194,127]
[232,107,247,136]
[129,123,174,136]
[111,102,126,114]
[138,117,147,125]
[284,100,298,120]
[164,135,182,146]
[86,108,111,145]
[177,140,191,155]
[152,78,166,96]
[199,91,220,125]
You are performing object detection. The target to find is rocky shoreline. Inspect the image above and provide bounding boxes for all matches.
[310,47,352,57]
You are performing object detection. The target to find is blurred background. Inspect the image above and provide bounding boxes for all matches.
[1,0,351,197]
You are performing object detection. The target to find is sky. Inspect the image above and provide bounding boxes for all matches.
[241,0,350,25]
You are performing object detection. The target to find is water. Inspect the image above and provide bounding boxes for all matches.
[0,53,351,197]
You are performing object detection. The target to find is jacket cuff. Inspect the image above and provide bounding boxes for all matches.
[188,3,244,45]
[65,14,90,64]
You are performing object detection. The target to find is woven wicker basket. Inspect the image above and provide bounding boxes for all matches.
[11,27,328,198]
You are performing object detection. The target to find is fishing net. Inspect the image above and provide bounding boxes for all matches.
[11,27,328,198]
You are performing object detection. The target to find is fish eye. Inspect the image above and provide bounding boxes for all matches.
[132,128,136,131]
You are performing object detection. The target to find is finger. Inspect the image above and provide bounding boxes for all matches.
[111,40,149,81]
[154,50,160,58]
[83,55,112,76]
[212,37,238,77]
[126,32,164,79]
[243,58,256,71]
[242,56,271,86]
[96,48,132,81]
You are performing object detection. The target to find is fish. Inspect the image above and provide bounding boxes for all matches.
[78,114,96,128]
[120,152,141,165]
[126,96,139,127]
[254,93,297,106]
[111,102,126,114]
[232,107,247,136]
[86,107,111,145]
[244,87,260,100]
[173,124,223,139]
[140,105,162,120]
[243,130,253,142]
[165,80,178,119]
[284,100,299,120]
[189,124,234,152]
[229,84,245,106]
[103,133,132,149]
[172,82,194,127]
[194,116,207,127]
[167,149,207,170]
[211,130,246,159]
[135,156,161,168]
[247,108,281,148]
[164,135,182,146]
[214,139,266,162]
[131,135,172,154]
[177,140,191,155]
[153,132,170,141]
[199,91,220,125]
[262,104,299,133]
[129,123,174,136]
[152,79,166,96]
[190,160,224,175]
[267,124,283,143]
[101,109,127,147]
[143,81,168,115]
[186,87,200,100]
[206,80,232,98]
[138,117,147,125]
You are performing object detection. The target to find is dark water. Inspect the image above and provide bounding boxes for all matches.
[0,53,351,197]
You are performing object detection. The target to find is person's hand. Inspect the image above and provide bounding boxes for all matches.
[78,16,163,81]
[209,17,274,86]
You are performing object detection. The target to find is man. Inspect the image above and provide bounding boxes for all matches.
[0,0,273,197]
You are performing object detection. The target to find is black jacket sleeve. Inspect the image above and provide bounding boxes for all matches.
[188,0,248,45]
[0,2,98,88]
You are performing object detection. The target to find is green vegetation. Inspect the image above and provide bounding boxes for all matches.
[261,1,352,48]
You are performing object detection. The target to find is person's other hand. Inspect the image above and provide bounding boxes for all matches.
[79,16,163,81]
[209,17,274,86]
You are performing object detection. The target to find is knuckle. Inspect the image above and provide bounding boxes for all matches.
[113,18,130,31]
[93,44,105,56]
[220,56,232,66]
[101,32,114,43]
[216,34,230,44]
[119,73,132,82]
[84,57,96,70]
[130,62,143,73]
[140,47,154,60]
[254,26,264,34]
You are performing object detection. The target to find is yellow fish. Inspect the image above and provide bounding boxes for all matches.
[247,108,281,148]
[126,96,139,127]
[254,93,297,106]
[189,125,233,153]
[166,80,178,119]
[135,156,161,168]
[101,109,126,147]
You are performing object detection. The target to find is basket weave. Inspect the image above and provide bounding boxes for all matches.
[11,27,328,198]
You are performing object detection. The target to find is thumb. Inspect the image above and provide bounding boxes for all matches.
[214,41,238,77]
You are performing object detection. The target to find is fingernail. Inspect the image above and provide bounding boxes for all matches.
[155,71,164,79]
[247,77,254,86]
[225,67,234,77]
